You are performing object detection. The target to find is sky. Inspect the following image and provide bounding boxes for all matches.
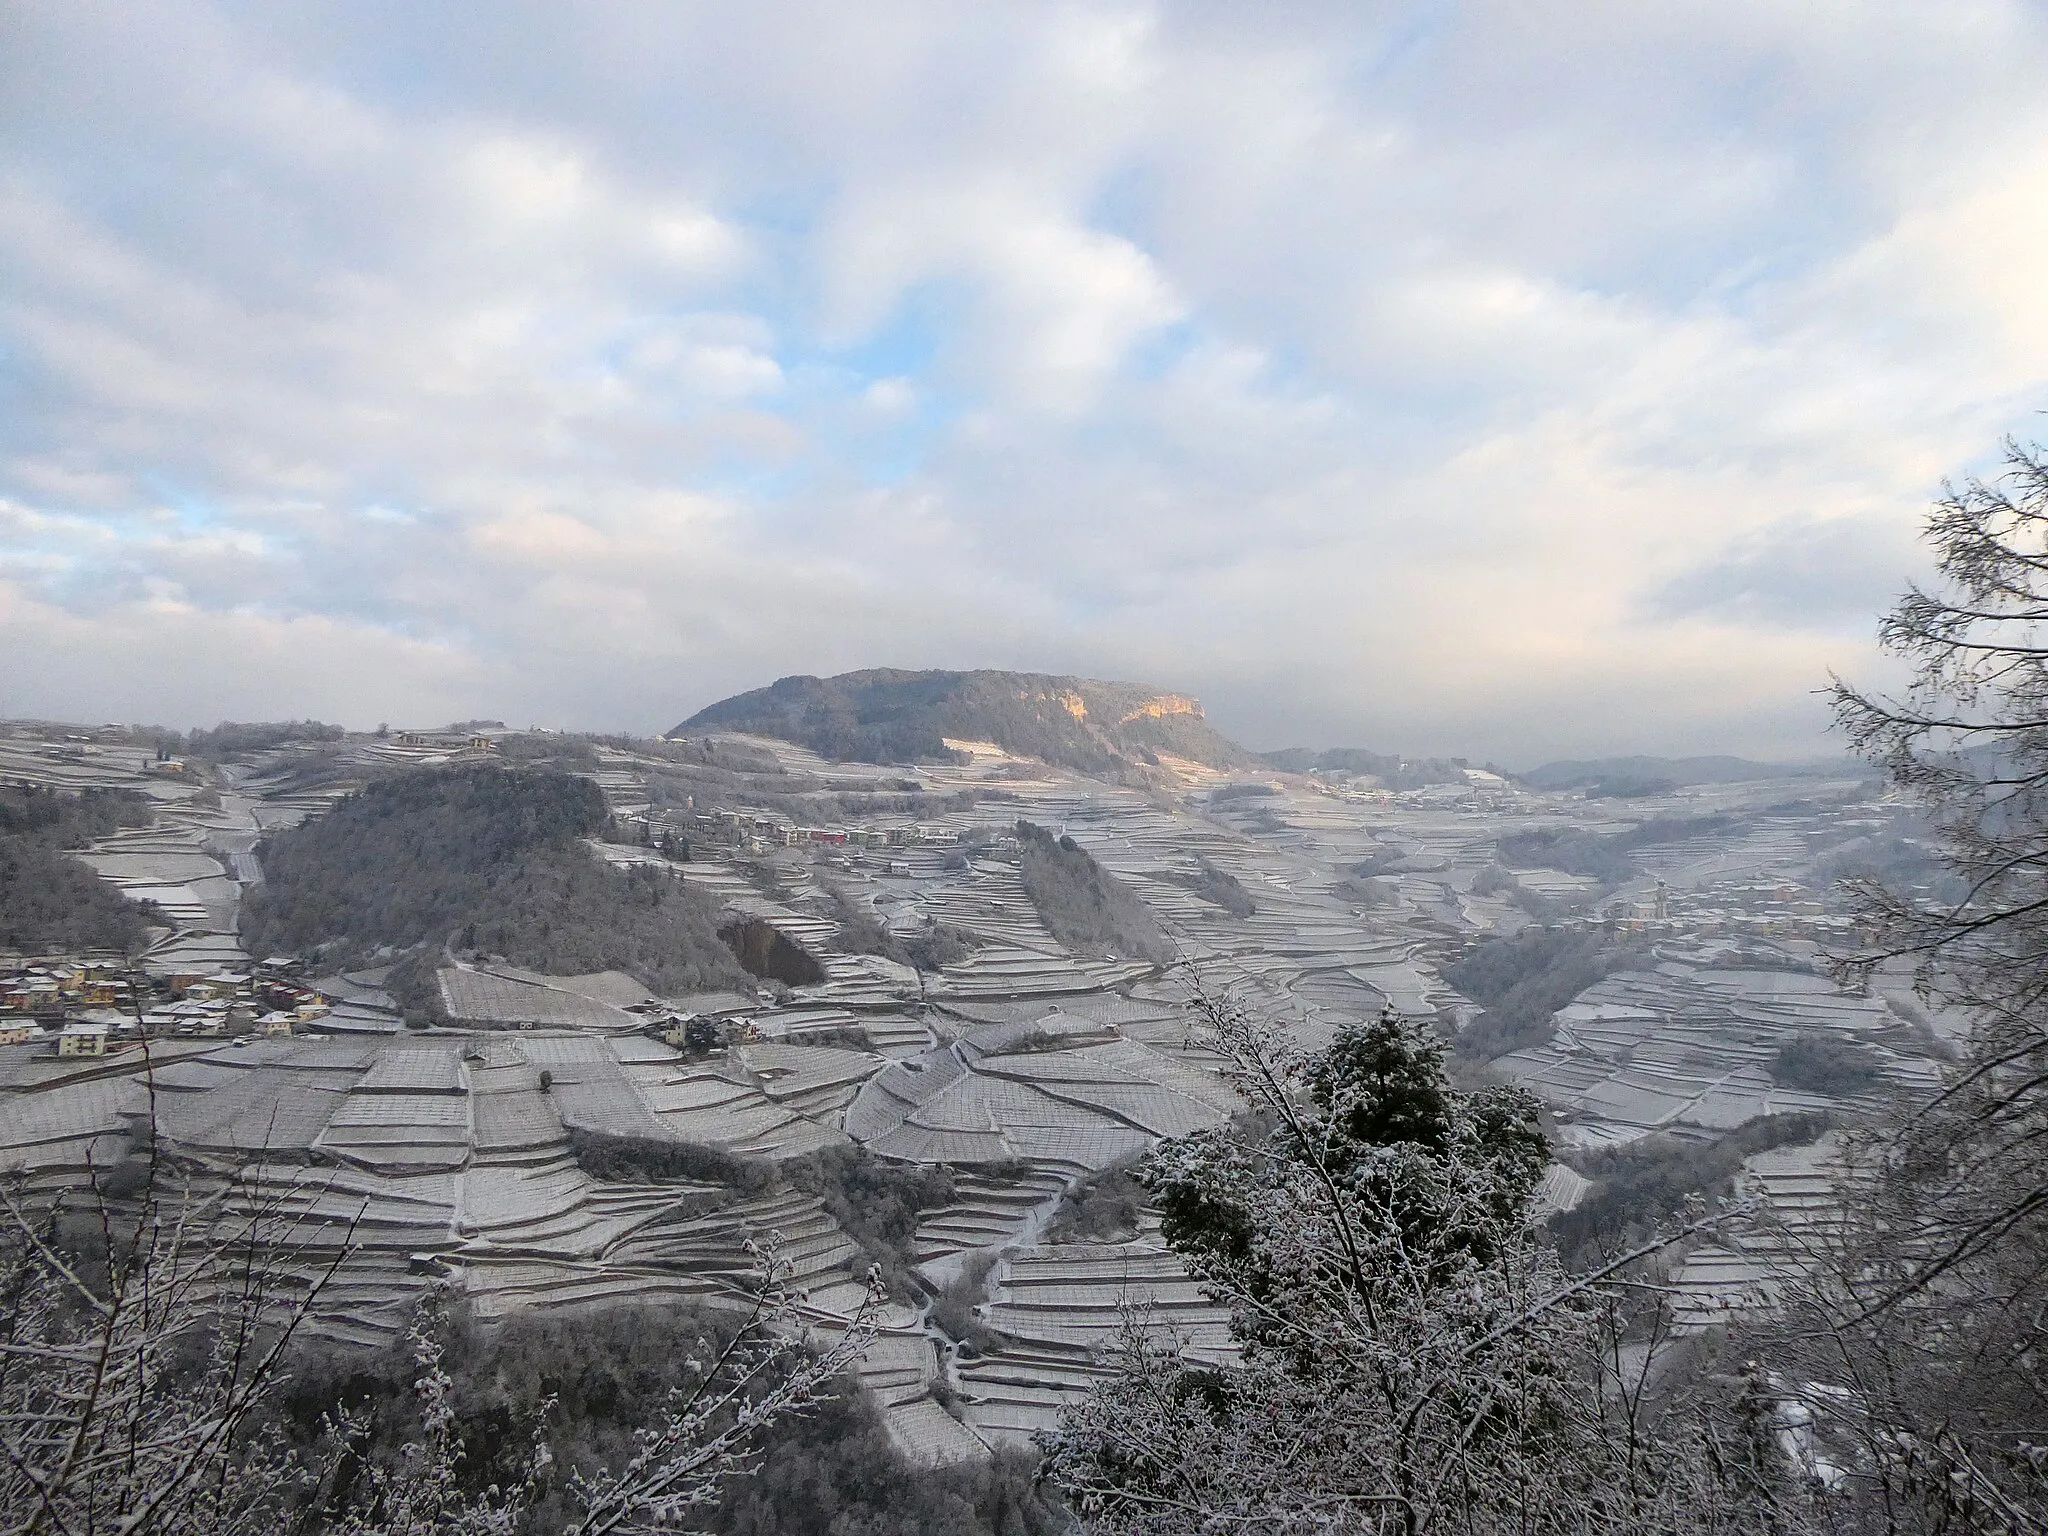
[4,2,2047,766]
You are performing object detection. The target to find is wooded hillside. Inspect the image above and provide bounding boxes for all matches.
[0,785,155,953]
[243,766,750,996]
[1014,819,1174,964]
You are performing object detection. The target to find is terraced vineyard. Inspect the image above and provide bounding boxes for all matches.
[0,719,1939,1464]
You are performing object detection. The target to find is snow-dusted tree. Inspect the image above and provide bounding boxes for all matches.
[331,1245,887,1536]
[563,1245,885,1536]
[0,1092,885,1536]
[326,1286,545,1536]
[1749,434,2048,1530]
[0,1151,338,1536]
[1729,1171,2048,1533]
[1827,437,2048,1292]
[1043,992,1807,1536]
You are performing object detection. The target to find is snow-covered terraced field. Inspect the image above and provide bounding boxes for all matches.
[514,1034,675,1140]
[457,1183,869,1319]
[927,947,1158,1001]
[1667,1140,1852,1328]
[914,1168,1069,1270]
[468,1053,568,1159]
[152,1056,357,1156]
[141,930,250,975]
[768,1005,931,1057]
[0,1028,911,1343]
[0,1071,147,1175]
[1496,962,1942,1146]
[1,723,1957,1454]
[959,1220,1234,1446]
[613,1045,858,1159]
[845,1014,1235,1173]
[441,967,647,1029]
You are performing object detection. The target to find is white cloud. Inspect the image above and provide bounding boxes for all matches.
[860,376,917,415]
[1,1,2045,756]
[819,178,1184,410]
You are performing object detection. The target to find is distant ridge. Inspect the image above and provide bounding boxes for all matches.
[1515,754,1863,793]
[675,668,1254,774]
[1258,746,1471,790]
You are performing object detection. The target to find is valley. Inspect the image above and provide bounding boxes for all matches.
[0,694,1928,1468]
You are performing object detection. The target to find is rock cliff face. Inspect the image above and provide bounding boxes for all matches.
[718,916,826,986]
[1118,693,1202,723]
[674,668,1253,774]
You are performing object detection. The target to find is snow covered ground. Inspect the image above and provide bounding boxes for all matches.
[0,726,1943,1456]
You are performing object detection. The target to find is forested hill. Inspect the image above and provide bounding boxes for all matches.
[675,669,1254,773]
[0,786,156,954]
[242,766,750,997]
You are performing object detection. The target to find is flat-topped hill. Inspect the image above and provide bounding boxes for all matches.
[675,668,1253,773]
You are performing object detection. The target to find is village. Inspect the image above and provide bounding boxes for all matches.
[0,954,328,1054]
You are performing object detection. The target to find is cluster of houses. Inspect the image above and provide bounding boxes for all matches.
[0,955,331,1057]
[654,1009,760,1053]
[644,806,960,864]
[366,727,506,767]
[1579,881,1866,943]
[1,958,134,1037]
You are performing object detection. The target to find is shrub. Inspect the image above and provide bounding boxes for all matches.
[930,1252,1003,1355]
[1446,928,1641,1061]
[565,1128,776,1193]
[1161,856,1257,918]
[902,922,985,972]
[1048,1161,1144,1243]
[784,1145,956,1299]
[1771,1031,1883,1097]
[1549,1112,1833,1271]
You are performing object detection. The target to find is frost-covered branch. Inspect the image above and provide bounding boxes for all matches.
[0,1141,344,1536]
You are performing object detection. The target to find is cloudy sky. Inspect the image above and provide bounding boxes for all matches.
[4,3,2046,765]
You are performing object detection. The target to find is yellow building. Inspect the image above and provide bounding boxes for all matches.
[58,1023,109,1057]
